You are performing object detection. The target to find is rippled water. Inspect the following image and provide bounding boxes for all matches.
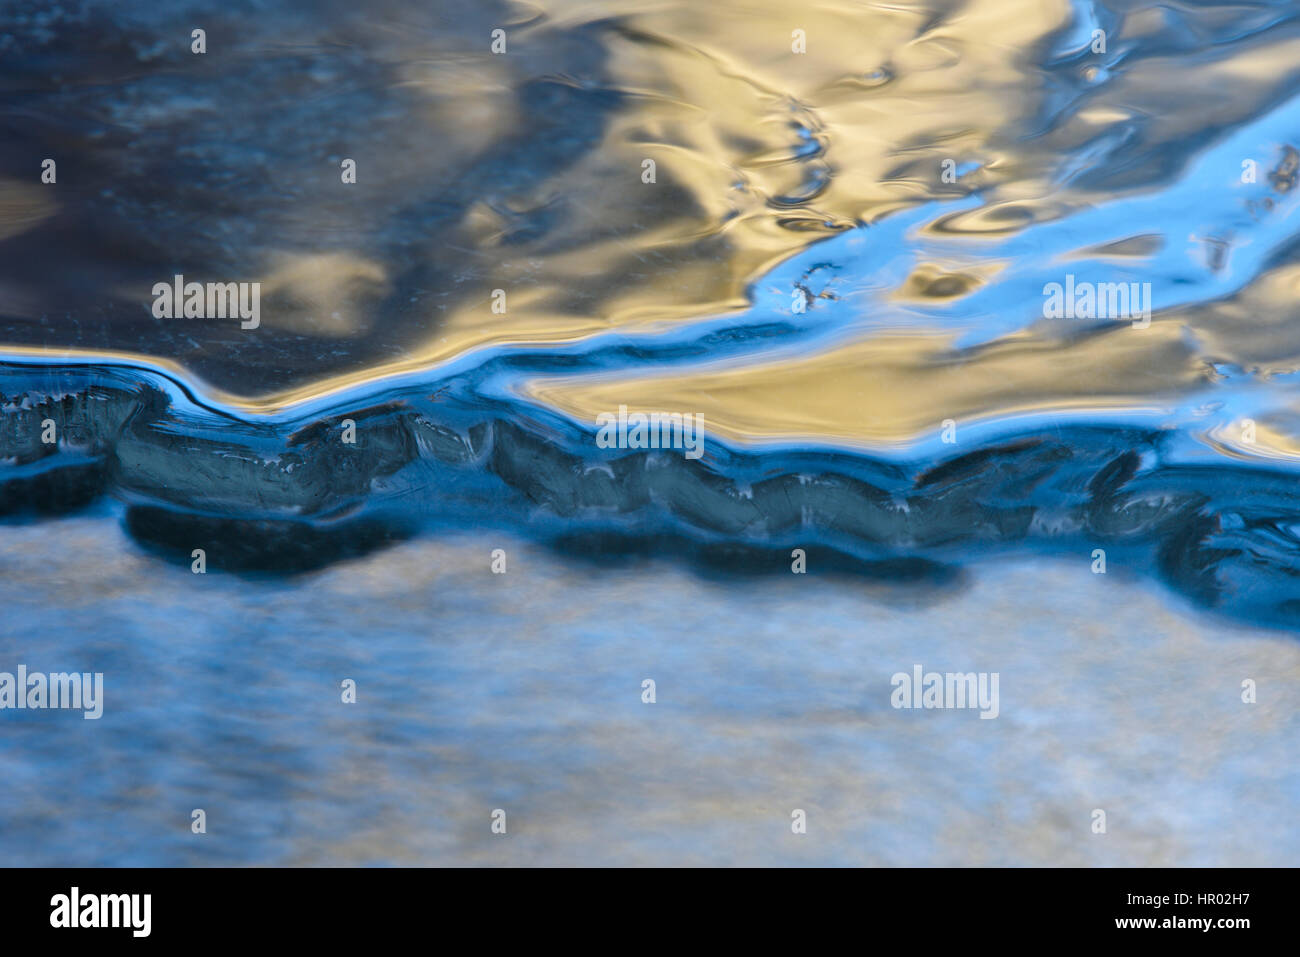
[3,0,1300,865]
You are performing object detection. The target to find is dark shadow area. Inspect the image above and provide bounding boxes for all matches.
[124,504,415,576]
[550,528,963,587]
[0,461,109,519]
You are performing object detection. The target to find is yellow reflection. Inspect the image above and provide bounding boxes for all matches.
[527,321,1208,448]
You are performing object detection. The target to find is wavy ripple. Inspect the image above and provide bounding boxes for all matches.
[6,0,1300,629]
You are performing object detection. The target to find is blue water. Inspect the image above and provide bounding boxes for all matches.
[2,0,1300,864]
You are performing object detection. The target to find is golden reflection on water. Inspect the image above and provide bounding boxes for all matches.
[5,0,1300,462]
[385,0,1073,382]
[527,321,1208,448]
[0,0,1070,407]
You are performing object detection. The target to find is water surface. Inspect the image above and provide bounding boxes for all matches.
[2,0,1300,865]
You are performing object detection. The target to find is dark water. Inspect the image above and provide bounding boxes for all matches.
[2,0,1300,864]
